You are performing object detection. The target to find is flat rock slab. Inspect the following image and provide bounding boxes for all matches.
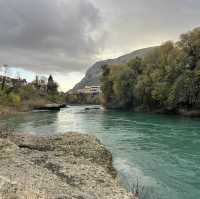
[33,104,67,111]
[0,132,133,199]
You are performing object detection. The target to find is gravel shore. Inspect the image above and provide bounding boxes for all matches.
[0,131,133,199]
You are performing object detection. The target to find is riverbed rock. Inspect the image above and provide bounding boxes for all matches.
[33,103,67,111]
[0,132,133,199]
[177,109,200,117]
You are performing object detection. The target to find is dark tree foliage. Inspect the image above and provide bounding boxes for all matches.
[47,75,58,93]
[101,27,200,112]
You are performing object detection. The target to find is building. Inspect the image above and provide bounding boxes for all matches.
[0,75,27,88]
[11,78,27,88]
[77,86,101,94]
[28,78,47,92]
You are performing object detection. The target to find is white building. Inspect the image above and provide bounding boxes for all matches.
[77,86,101,94]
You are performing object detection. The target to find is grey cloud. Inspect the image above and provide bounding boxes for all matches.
[0,0,105,73]
[0,0,200,75]
[93,0,200,53]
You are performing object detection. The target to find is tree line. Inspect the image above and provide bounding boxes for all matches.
[101,27,200,113]
[0,73,64,110]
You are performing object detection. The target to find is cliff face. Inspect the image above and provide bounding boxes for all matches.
[73,47,156,90]
[0,131,133,199]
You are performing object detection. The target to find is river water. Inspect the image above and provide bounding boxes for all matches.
[0,105,200,199]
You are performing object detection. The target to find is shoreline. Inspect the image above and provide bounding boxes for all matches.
[0,102,66,117]
[0,131,134,198]
[2,102,200,119]
[0,104,31,117]
[104,105,200,118]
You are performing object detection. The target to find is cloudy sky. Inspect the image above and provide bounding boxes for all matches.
[0,0,199,91]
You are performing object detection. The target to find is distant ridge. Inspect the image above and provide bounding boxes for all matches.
[73,46,157,90]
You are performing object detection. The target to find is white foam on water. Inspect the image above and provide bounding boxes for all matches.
[113,158,160,199]
[114,158,157,185]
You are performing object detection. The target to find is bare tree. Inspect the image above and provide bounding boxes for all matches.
[1,65,9,90]
[16,72,21,80]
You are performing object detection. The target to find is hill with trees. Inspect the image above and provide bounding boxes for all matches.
[101,27,200,116]
[73,47,156,91]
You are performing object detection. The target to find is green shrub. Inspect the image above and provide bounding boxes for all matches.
[8,93,21,106]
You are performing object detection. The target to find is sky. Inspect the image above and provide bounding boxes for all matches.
[0,0,199,91]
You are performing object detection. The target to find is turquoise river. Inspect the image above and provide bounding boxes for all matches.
[0,105,200,199]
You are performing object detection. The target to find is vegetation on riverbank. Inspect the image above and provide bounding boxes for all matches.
[0,75,65,115]
[66,92,100,105]
[101,27,200,115]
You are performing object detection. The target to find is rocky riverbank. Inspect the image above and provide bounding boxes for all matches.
[0,103,66,117]
[0,131,133,199]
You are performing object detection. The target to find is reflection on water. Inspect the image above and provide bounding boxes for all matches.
[0,105,200,199]
[0,111,60,135]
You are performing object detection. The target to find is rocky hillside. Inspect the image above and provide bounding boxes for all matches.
[73,46,156,90]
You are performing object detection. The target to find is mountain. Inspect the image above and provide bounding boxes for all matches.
[73,46,156,90]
